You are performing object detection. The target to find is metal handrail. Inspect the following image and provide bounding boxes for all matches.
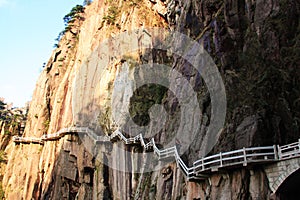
[12,127,300,179]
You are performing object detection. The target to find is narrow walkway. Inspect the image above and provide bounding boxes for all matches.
[13,127,300,180]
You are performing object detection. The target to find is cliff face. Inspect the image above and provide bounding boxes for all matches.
[0,102,27,198]
[1,0,299,199]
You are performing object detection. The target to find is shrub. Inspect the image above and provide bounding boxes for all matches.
[0,151,6,163]
[0,100,5,110]
[83,0,92,6]
[43,120,50,131]
[63,5,85,26]
[58,57,65,62]
[0,183,4,199]
[103,6,119,25]
[4,130,10,135]
[54,5,85,44]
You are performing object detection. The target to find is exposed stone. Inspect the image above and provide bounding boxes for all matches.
[1,0,299,199]
[235,115,258,148]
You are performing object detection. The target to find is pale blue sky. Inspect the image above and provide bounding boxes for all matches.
[0,0,83,107]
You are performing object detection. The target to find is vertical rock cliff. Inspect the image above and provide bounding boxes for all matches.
[1,0,299,199]
[0,101,27,199]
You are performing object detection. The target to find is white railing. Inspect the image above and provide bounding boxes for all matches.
[12,136,44,144]
[12,127,300,180]
[278,139,300,160]
[193,145,277,176]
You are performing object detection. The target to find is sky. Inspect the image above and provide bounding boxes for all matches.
[0,0,84,107]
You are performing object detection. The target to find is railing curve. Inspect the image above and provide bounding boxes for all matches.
[12,127,300,179]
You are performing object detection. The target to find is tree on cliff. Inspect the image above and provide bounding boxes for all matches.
[0,100,5,110]
[83,0,92,6]
[63,5,85,26]
[55,5,85,43]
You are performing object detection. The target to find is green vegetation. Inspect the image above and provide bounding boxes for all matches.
[55,5,85,43]
[37,146,43,153]
[129,84,168,126]
[0,183,5,200]
[97,107,112,135]
[0,100,26,137]
[149,184,156,193]
[102,0,142,26]
[53,43,60,48]
[0,151,6,163]
[140,172,152,196]
[63,5,85,26]
[83,0,92,6]
[4,130,10,136]
[0,100,5,110]
[58,57,65,62]
[43,120,50,132]
[129,0,139,7]
[103,5,119,25]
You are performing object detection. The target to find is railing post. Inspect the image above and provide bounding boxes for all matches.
[220,152,223,167]
[277,145,282,160]
[273,145,278,160]
[243,147,247,166]
[202,157,204,171]
[298,139,300,153]
[174,146,178,167]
